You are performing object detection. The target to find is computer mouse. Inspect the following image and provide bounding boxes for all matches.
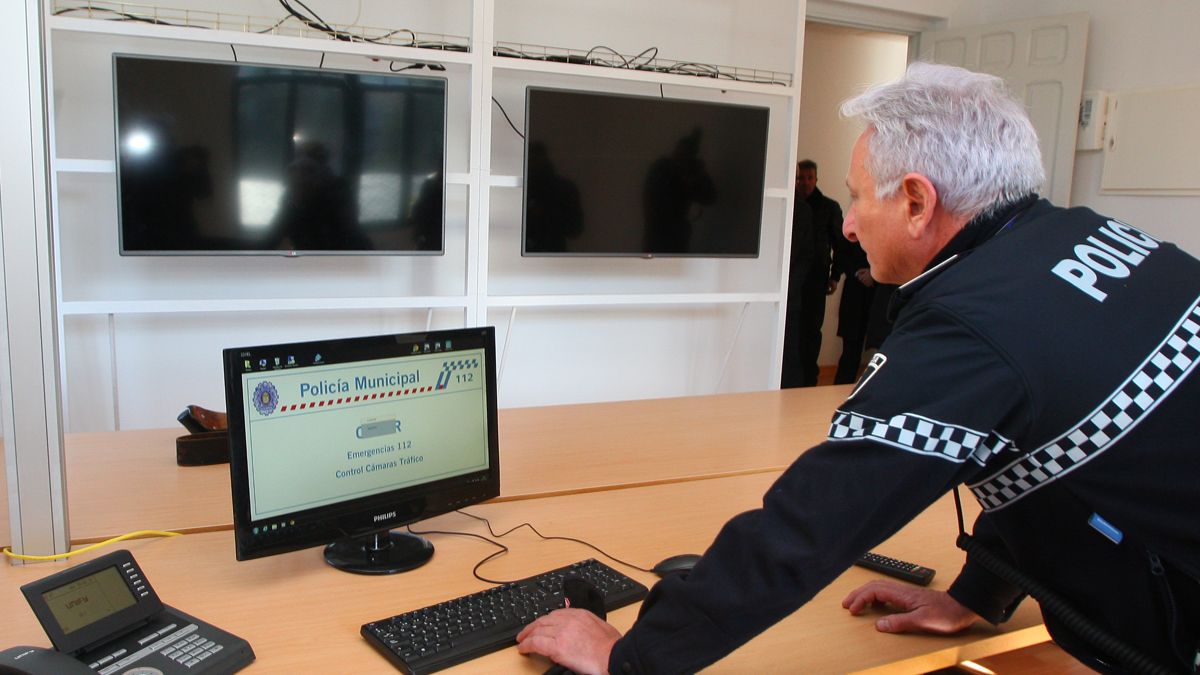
[651,553,702,577]
[544,579,607,675]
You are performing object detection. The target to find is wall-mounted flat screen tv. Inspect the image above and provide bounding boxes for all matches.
[522,88,769,258]
[114,55,446,256]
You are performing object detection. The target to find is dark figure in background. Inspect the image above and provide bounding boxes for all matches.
[642,128,717,253]
[832,229,876,384]
[272,140,368,251]
[782,160,842,388]
[524,142,583,254]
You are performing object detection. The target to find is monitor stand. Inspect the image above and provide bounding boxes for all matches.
[324,531,434,575]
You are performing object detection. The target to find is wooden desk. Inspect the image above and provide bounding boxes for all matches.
[49,387,852,544]
[0,472,1046,673]
[497,386,851,498]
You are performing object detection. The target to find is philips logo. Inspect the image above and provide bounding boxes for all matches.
[373,511,396,523]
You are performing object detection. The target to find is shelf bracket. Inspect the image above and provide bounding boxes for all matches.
[498,307,517,386]
[715,302,751,392]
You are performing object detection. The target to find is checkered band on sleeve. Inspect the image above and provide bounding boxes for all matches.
[827,409,1014,465]
[971,297,1200,511]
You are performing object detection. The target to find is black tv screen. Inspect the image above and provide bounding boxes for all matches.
[522,88,769,258]
[114,55,446,255]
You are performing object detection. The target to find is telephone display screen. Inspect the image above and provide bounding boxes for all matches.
[42,566,136,635]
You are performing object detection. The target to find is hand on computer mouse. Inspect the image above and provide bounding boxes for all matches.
[562,577,606,619]
[516,608,620,675]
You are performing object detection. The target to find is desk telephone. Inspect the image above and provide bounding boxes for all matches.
[2,549,253,675]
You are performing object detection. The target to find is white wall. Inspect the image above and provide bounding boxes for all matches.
[934,0,1200,254]
[794,22,909,366]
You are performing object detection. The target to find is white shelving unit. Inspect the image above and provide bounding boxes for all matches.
[45,0,805,430]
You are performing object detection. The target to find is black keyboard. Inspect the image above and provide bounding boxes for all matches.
[361,558,649,674]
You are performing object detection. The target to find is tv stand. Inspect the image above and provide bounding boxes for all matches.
[324,531,434,575]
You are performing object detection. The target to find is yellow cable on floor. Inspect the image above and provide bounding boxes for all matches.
[2,529,181,561]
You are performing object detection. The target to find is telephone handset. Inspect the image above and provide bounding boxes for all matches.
[0,645,94,674]
[11,549,253,674]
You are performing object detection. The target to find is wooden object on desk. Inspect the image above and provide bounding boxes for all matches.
[0,470,1045,673]
[42,387,852,545]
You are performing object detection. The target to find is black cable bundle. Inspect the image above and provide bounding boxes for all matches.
[275,0,418,46]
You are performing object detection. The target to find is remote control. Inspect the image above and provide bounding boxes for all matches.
[854,551,936,585]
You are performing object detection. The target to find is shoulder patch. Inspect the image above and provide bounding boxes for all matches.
[846,352,886,401]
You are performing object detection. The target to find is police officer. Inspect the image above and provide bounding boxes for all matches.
[516,62,1200,674]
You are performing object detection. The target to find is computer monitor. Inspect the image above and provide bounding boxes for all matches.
[222,327,500,574]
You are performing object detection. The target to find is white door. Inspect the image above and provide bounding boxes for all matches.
[919,13,1089,206]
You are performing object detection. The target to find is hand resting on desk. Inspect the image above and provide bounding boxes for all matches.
[517,580,985,672]
[842,580,982,634]
[517,608,620,675]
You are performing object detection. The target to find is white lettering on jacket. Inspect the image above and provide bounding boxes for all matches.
[1051,220,1159,302]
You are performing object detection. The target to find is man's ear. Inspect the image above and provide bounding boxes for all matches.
[899,173,938,237]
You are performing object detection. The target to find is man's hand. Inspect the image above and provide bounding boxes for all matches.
[842,580,982,634]
[516,608,621,675]
[854,268,875,287]
[827,278,839,295]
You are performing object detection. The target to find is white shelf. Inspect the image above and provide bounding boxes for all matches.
[59,296,470,316]
[56,158,116,173]
[491,54,795,96]
[55,164,472,181]
[487,292,779,308]
[489,177,791,196]
[488,174,521,188]
[59,292,781,315]
[48,14,475,65]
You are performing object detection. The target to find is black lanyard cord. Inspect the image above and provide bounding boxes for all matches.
[952,487,1177,675]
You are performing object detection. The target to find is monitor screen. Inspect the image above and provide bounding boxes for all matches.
[222,327,499,574]
[114,54,446,256]
[522,87,769,258]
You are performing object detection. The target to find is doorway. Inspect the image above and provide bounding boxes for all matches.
[794,21,909,381]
